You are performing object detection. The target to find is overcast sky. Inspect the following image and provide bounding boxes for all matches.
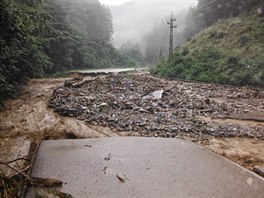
[97,0,198,47]
[99,0,197,6]
[99,0,130,5]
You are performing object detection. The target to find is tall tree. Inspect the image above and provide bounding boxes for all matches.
[43,0,84,73]
[0,0,51,101]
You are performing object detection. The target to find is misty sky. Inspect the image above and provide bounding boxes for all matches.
[106,0,198,47]
[99,0,129,5]
[99,0,197,6]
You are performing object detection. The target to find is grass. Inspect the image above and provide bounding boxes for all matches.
[152,6,264,86]
[0,175,27,198]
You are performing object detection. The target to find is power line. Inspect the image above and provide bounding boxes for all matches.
[167,15,177,60]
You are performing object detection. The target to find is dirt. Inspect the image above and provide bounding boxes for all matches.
[0,75,263,174]
[198,116,264,171]
[0,78,120,144]
[200,138,264,171]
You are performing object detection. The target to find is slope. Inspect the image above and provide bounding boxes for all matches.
[152,6,264,86]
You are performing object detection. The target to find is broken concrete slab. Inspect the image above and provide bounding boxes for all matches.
[143,90,164,99]
[0,137,32,178]
[28,137,264,198]
[254,166,264,177]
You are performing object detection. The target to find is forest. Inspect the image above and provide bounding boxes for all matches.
[0,0,135,102]
[118,0,264,67]
[1,0,264,103]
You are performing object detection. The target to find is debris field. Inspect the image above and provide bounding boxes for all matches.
[49,74,264,141]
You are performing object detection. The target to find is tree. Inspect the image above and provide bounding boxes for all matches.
[0,0,136,102]
[0,0,51,101]
[43,0,84,73]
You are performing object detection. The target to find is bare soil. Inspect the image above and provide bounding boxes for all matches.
[0,75,263,172]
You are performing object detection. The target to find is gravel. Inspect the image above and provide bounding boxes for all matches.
[49,74,264,141]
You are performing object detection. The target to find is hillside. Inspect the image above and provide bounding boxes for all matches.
[0,0,135,103]
[152,7,264,86]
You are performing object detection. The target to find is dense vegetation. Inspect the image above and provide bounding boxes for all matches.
[0,0,135,102]
[119,0,264,66]
[152,3,264,86]
[196,0,264,26]
[56,0,136,70]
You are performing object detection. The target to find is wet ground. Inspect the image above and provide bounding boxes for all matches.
[0,73,264,172]
[0,78,120,143]
[50,73,264,140]
[78,68,138,74]
[28,138,264,198]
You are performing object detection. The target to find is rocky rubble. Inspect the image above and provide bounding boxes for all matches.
[49,74,264,140]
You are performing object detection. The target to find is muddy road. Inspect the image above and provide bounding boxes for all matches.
[0,78,120,143]
[0,74,264,171]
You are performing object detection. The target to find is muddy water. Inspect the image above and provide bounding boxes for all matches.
[200,138,264,171]
[0,78,120,143]
[0,76,263,173]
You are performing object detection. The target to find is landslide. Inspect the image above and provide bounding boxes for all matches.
[48,73,264,171]
[0,78,120,143]
[0,74,264,173]
[49,73,264,140]
[152,6,264,86]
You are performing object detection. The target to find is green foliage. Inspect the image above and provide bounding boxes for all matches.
[81,42,136,69]
[239,35,250,46]
[55,0,136,69]
[0,0,51,102]
[43,0,84,73]
[209,31,226,39]
[152,10,264,87]
[0,0,135,103]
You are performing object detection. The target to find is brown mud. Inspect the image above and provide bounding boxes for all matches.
[0,78,120,143]
[0,75,263,172]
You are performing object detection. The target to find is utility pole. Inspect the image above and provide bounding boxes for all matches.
[167,15,177,60]
[234,0,238,17]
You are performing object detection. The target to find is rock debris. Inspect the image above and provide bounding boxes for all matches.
[49,74,264,140]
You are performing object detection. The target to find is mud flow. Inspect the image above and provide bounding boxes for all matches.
[0,74,264,171]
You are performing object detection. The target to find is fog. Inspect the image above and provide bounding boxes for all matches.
[107,0,198,47]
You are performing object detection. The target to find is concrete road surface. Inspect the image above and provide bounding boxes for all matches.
[27,137,264,198]
[78,68,136,74]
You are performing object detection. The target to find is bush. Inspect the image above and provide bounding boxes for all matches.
[151,10,264,87]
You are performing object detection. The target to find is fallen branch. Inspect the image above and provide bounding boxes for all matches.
[0,160,63,187]
[0,160,31,181]
[5,157,29,164]
[30,177,63,187]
